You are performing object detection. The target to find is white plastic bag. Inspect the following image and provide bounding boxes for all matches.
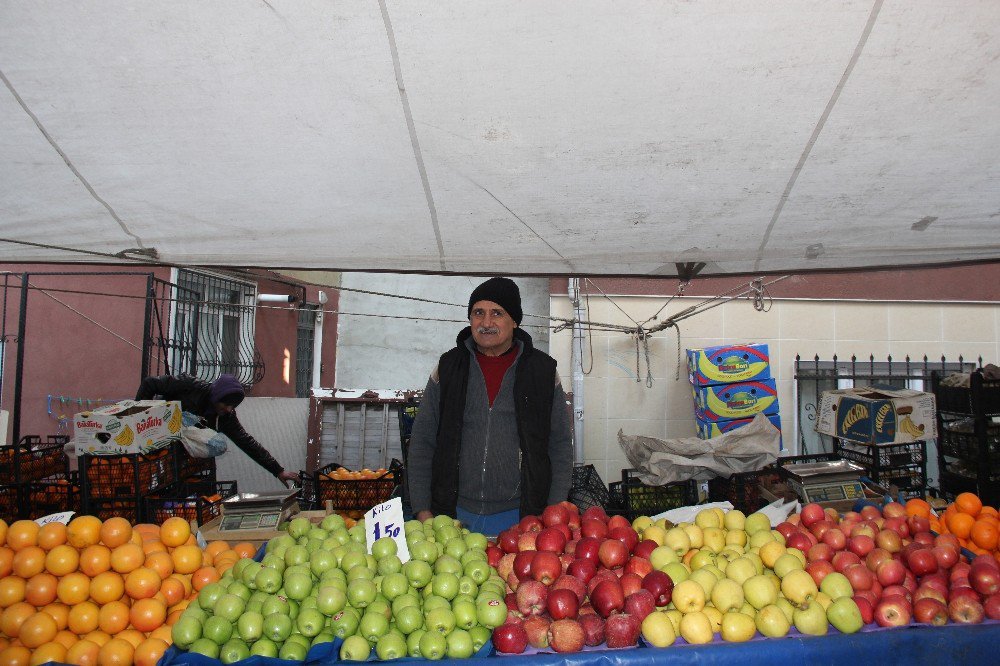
[180,411,230,458]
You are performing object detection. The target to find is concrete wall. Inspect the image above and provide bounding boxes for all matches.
[215,397,309,493]
[335,274,550,390]
[548,295,1000,489]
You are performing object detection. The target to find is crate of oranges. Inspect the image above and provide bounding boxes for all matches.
[0,435,69,484]
[299,461,402,513]
[145,480,238,526]
[79,446,176,499]
[24,472,81,520]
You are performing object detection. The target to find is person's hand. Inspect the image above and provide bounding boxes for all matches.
[416,510,434,522]
[277,470,299,487]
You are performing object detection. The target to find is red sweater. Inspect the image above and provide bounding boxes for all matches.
[475,348,518,406]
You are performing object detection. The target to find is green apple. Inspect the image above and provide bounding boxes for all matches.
[297,607,326,638]
[394,604,425,635]
[678,611,713,644]
[463,559,491,585]
[321,513,346,531]
[745,552,764,574]
[670,580,706,613]
[260,594,290,617]
[330,608,361,638]
[189,638,220,659]
[457,575,478,597]
[662,562,690,584]
[203,616,233,646]
[773,553,804,578]
[451,599,478,631]
[316,585,347,616]
[377,554,403,576]
[682,524,704,549]
[403,560,433,589]
[444,537,468,560]
[814,591,833,611]
[452,593,476,608]
[312,631,335,647]
[262,613,292,643]
[423,595,450,613]
[373,536,399,560]
[254,567,282,594]
[748,530,776,549]
[347,579,377,608]
[664,609,682,635]
[367,599,392,620]
[407,629,426,658]
[284,544,310,567]
[702,606,723,634]
[424,606,456,635]
[641,611,677,648]
[793,601,828,636]
[650,545,679,570]
[710,578,745,614]
[346,565,375,583]
[755,604,790,638]
[701,527,727,554]
[469,624,491,652]
[376,631,408,660]
[743,574,778,610]
[744,513,771,536]
[431,572,460,601]
[360,611,391,643]
[460,549,487,568]
[392,593,421,615]
[446,628,474,659]
[235,611,263,643]
[780,570,818,609]
[724,510,746,531]
[348,524,367,543]
[309,549,338,577]
[219,638,250,665]
[419,627,448,660]
[433,555,462,576]
[819,572,853,600]
[786,548,806,567]
[689,549,717,571]
[213,594,246,623]
[340,635,372,661]
[171,617,202,649]
[197,583,225,612]
[283,572,313,601]
[340,550,368,573]
[720,610,756,642]
[249,638,278,658]
[477,597,507,629]
[464,532,488,551]
[725,530,748,548]
[380,572,411,601]
[826,597,863,634]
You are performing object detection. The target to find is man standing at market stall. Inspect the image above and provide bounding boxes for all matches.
[136,373,299,485]
[407,277,574,535]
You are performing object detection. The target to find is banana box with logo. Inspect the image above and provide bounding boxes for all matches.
[815,387,937,445]
[693,379,779,421]
[74,400,183,455]
[687,343,771,386]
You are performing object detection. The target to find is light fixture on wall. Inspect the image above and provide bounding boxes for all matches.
[257,293,297,303]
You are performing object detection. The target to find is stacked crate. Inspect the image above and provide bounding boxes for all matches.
[0,435,72,520]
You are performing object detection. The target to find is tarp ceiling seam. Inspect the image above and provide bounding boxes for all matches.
[753,0,886,270]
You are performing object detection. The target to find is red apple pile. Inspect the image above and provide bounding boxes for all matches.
[490,502,667,654]
[786,501,1000,627]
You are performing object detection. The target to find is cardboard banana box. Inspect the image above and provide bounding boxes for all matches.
[815,387,937,445]
[73,399,182,455]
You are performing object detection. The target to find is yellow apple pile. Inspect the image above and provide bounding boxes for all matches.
[634,508,863,647]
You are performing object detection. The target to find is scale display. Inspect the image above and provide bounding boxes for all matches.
[219,512,282,531]
[801,480,866,503]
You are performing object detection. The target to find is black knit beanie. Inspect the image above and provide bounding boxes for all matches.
[467,277,523,325]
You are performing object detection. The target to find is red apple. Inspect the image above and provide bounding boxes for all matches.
[567,558,597,585]
[908,514,931,535]
[950,561,972,585]
[623,589,656,623]
[876,559,906,587]
[853,595,875,624]
[515,580,548,616]
[498,529,520,553]
[775,522,798,540]
[547,588,580,620]
[786,532,812,553]
[552,574,588,604]
[536,527,567,554]
[581,519,609,540]
[973,553,1000,570]
[848,535,875,558]
[913,596,949,626]
[970,558,1000,596]
[542,504,570,527]
[604,613,641,648]
[587,568,618,596]
[497,553,516,581]
[932,545,960,570]
[582,506,609,523]
[575,537,602,563]
[607,515,631,532]
[641,570,674,607]
[906,547,939,577]
[913,584,947,606]
[948,595,985,624]
[949,586,979,605]
[513,551,535,579]
[806,560,836,587]
[844,564,874,592]
[554,524,572,543]
[874,529,902,554]
[623,557,653,578]
[487,544,503,567]
[564,539,578,557]
[832,551,862,572]
[598,539,629,569]
[983,593,1000,620]
[609,526,639,554]
[620,572,643,598]
[874,595,912,627]
[633,540,658,560]
[810,520,835,541]
[882,584,911,602]
[911,531,935,547]
[517,532,538,551]
[882,502,907,519]
[578,613,605,646]
[493,623,528,654]
[590,579,625,618]
[920,572,949,596]
[531,551,563,585]
[519,515,544,533]
[547,618,585,653]
[853,589,878,609]
[822,528,847,551]
[523,615,551,648]
[800,503,826,528]
[808,543,835,563]
[851,524,876,539]
[865,547,893,573]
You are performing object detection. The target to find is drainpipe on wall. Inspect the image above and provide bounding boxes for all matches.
[569,279,585,465]
[312,291,327,388]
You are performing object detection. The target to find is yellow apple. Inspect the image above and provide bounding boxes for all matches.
[724,509,746,532]
[671,580,706,614]
[681,524,704,549]
[758,540,786,569]
[755,604,791,638]
[702,606,723,633]
[701,527,726,554]
[694,509,721,530]
[640,611,677,648]
[721,610,756,642]
[679,611,714,644]
[710,578,745,614]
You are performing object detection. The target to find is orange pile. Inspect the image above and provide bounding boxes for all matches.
[0,515,258,666]
[923,492,1000,557]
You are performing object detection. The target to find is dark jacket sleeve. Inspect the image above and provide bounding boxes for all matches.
[136,375,185,400]
[547,375,574,504]
[407,370,441,514]
[216,412,285,477]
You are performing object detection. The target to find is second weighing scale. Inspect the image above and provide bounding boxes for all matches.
[218,489,300,531]
[783,459,868,504]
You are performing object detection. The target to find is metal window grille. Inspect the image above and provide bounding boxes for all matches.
[295,305,317,398]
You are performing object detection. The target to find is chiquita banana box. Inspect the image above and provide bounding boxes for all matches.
[697,414,782,444]
[74,400,182,455]
[687,343,770,386]
[693,379,779,421]
[816,387,937,445]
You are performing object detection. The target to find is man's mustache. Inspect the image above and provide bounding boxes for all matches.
[476,326,500,335]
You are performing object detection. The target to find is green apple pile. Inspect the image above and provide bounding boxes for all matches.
[638,508,864,647]
[170,513,508,663]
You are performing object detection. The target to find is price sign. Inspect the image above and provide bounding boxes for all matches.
[364,497,410,563]
[35,511,74,526]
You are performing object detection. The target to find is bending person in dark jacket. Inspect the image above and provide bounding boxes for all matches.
[407,277,574,536]
[136,373,299,485]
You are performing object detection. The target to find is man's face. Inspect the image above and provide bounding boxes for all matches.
[214,402,235,416]
[469,299,517,356]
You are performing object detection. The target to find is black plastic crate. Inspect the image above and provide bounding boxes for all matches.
[172,442,218,484]
[568,464,611,512]
[0,435,70,484]
[939,422,1000,461]
[146,480,238,526]
[0,483,24,521]
[607,482,627,517]
[79,446,176,499]
[24,472,81,520]
[83,497,143,523]
[835,440,925,468]
[867,464,924,491]
[300,461,402,513]
[618,469,699,520]
[708,467,781,514]
[774,453,842,481]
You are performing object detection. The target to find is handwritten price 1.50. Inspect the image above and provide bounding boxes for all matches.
[371,521,400,540]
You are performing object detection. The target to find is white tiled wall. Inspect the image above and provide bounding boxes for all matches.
[553,296,1000,486]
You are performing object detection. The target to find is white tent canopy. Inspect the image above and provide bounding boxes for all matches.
[1,1,998,277]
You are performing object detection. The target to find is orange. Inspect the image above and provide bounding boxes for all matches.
[24,573,59,607]
[0,520,7,547]
[28,641,67,666]
[904,497,931,518]
[98,518,133,550]
[56,572,91,606]
[948,512,976,539]
[158,577,185,607]
[140,540,167,556]
[148,625,172,643]
[79,545,111,578]
[82,630,111,647]
[0,547,13,578]
[143,551,173,580]
[168,573,192,598]
[97,601,130,636]
[88,572,124,606]
[67,601,101,636]
[18,611,58,649]
[45,544,80,576]
[955,492,983,518]
[109,543,144,575]
[66,516,102,550]
[40,603,70,631]
[204,541,229,560]
[191,567,220,592]
[6,520,40,552]
[133,637,168,666]
[170,545,202,575]
[36,523,67,551]
[0,602,35,639]
[53,629,78,649]
[113,629,145,649]
[129,598,166,633]
[0,577,26,608]
[96,637,133,666]
[980,505,998,519]
[971,520,1000,551]
[232,542,258,559]
[0,645,31,666]
[159,518,191,549]
[65,639,101,666]
[11,546,45,578]
[124,567,161,601]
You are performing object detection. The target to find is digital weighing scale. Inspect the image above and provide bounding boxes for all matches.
[783,459,868,504]
[218,489,300,531]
